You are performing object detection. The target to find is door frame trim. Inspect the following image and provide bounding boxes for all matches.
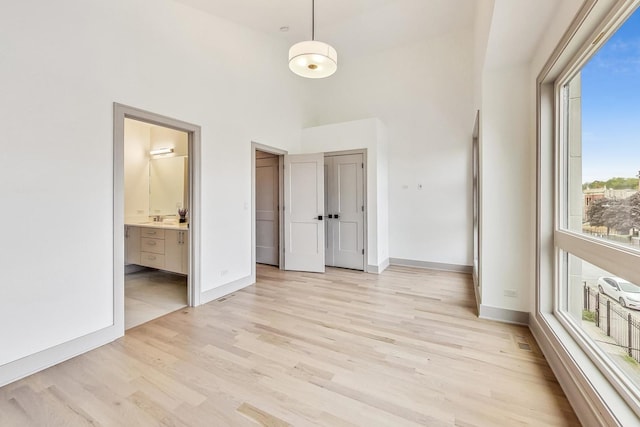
[324,149,368,272]
[113,103,202,333]
[251,142,287,280]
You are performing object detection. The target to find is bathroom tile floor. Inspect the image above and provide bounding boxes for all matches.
[125,269,188,329]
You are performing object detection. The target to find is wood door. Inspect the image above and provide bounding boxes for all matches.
[325,154,365,270]
[256,155,279,265]
[284,153,325,272]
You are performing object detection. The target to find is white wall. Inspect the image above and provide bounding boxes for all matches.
[480,64,532,313]
[300,118,389,271]
[473,0,495,111]
[376,120,390,266]
[306,30,476,268]
[475,0,584,317]
[0,0,305,380]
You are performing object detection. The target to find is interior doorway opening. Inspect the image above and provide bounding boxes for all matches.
[255,150,282,267]
[123,118,189,329]
[114,103,201,334]
[253,145,285,272]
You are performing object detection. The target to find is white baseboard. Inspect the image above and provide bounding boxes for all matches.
[0,325,122,388]
[199,275,255,305]
[529,314,633,426]
[389,258,472,274]
[367,258,390,274]
[478,304,529,325]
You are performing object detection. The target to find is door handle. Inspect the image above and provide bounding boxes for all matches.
[328,214,333,218]
[317,215,323,220]
[334,214,339,219]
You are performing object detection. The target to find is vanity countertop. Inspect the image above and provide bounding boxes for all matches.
[125,221,188,230]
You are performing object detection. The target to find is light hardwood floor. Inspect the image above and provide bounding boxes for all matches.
[0,265,579,426]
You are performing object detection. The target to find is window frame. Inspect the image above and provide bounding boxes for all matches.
[535,0,640,423]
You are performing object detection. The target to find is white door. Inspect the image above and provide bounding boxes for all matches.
[284,153,325,272]
[325,154,365,270]
[256,154,279,266]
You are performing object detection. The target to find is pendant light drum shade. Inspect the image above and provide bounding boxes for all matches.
[288,40,337,78]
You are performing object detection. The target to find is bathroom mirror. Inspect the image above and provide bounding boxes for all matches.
[149,156,188,216]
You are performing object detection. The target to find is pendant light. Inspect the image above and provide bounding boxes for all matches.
[288,0,337,78]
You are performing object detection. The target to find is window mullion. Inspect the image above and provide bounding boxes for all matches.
[556,230,640,286]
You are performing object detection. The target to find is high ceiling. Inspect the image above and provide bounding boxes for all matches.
[172,0,476,59]
[172,0,566,69]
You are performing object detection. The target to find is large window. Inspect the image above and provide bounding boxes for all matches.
[539,1,640,422]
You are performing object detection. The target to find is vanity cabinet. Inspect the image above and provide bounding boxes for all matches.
[165,230,189,275]
[140,228,166,269]
[125,225,188,274]
[125,226,141,265]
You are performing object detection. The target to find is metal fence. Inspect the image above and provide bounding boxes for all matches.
[584,284,640,362]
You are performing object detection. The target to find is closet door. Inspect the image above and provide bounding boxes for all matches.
[326,154,365,270]
[283,153,325,272]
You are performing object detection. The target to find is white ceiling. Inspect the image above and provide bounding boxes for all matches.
[484,0,560,70]
[173,0,477,59]
[172,0,568,70]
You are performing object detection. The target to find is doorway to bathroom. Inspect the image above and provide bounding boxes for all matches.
[123,118,188,329]
[113,104,201,332]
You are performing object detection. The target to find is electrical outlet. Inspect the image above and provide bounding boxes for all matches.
[221,269,228,276]
[504,289,517,298]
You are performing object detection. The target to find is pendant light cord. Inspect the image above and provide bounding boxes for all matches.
[312,0,315,41]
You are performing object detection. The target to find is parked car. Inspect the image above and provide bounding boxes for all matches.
[597,276,640,310]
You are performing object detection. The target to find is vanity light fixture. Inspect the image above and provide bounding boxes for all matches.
[288,0,337,79]
[149,147,174,155]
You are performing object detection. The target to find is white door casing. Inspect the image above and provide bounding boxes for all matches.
[325,154,365,270]
[256,155,279,266]
[284,153,325,272]
[324,162,332,266]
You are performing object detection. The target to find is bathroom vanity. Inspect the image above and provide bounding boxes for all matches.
[125,222,189,275]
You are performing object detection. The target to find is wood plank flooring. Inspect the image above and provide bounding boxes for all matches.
[0,265,580,426]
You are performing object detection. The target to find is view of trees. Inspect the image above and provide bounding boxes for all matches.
[587,192,640,235]
[583,177,639,190]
